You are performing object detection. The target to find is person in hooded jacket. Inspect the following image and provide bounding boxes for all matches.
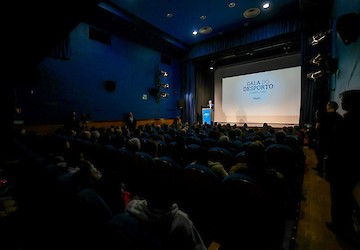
[107,157,207,250]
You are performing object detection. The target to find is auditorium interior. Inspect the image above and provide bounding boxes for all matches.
[1,0,360,249]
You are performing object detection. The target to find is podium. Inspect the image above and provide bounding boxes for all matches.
[202,108,213,124]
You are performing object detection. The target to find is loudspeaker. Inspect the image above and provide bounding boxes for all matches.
[149,87,159,96]
[336,13,359,46]
[177,99,185,109]
[104,80,116,91]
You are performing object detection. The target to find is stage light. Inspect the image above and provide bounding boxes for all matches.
[307,70,324,80]
[160,92,169,98]
[160,70,169,77]
[309,30,331,46]
[159,83,170,89]
[152,66,170,102]
[310,53,323,66]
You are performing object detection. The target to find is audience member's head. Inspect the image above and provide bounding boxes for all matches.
[326,101,339,112]
[275,131,286,144]
[72,160,102,189]
[145,158,183,209]
[340,89,360,112]
[218,135,230,146]
[141,139,158,158]
[195,146,209,165]
[126,137,141,153]
[245,141,266,170]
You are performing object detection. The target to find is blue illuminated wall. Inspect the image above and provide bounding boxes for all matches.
[331,0,360,114]
[21,22,181,124]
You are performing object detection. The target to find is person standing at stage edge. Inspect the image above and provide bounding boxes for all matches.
[326,90,360,247]
[126,111,137,133]
[63,111,80,135]
[313,101,343,177]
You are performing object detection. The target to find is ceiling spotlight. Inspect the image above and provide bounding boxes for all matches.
[199,27,213,35]
[262,3,270,9]
[243,8,261,18]
[192,30,198,36]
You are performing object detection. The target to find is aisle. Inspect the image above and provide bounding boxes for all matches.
[295,147,356,250]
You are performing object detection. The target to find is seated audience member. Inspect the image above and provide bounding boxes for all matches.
[229,140,266,175]
[108,154,207,250]
[229,141,288,249]
[191,146,228,179]
[71,159,103,192]
[217,135,238,156]
[140,138,159,158]
[125,137,141,154]
[168,135,187,166]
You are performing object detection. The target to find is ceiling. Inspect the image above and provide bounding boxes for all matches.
[104,0,300,46]
[4,0,333,75]
[87,0,333,61]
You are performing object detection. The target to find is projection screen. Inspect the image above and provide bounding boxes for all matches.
[214,53,301,127]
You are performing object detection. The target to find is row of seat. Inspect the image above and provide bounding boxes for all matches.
[12,131,304,249]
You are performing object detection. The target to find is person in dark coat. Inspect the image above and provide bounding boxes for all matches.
[63,111,80,134]
[326,90,360,247]
[314,101,343,176]
[125,112,137,132]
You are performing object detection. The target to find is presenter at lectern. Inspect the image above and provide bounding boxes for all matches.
[208,99,214,109]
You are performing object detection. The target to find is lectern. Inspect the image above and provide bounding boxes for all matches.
[202,108,213,125]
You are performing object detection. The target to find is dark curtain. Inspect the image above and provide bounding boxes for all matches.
[180,61,196,125]
[300,31,316,126]
[195,66,214,124]
[187,18,301,60]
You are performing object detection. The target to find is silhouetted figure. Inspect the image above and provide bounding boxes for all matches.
[63,111,80,135]
[326,90,360,247]
[314,101,343,176]
[125,112,137,132]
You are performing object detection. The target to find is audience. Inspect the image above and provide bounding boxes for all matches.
[9,120,316,250]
